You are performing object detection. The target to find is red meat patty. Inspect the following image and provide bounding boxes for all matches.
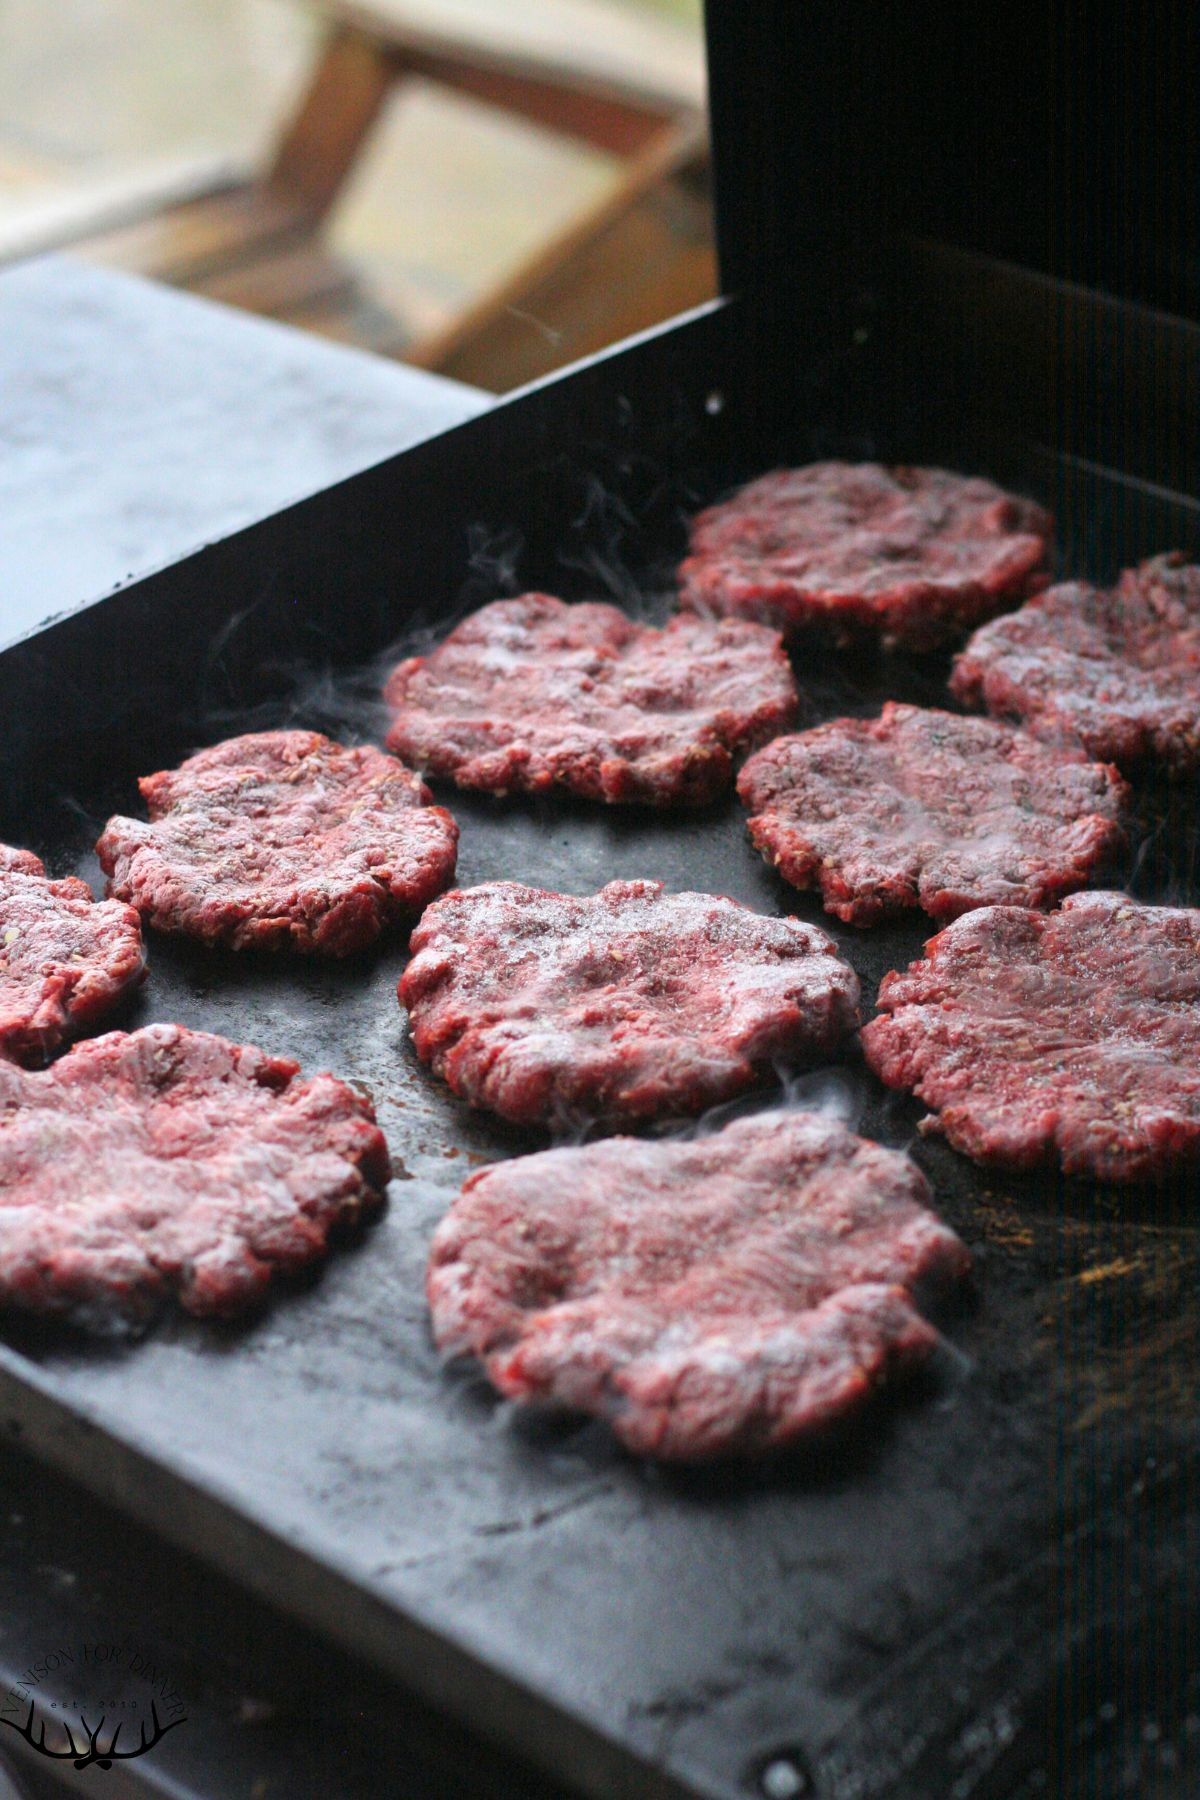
[428,1109,971,1460]
[0,1023,389,1328]
[0,843,145,1065]
[400,879,860,1129]
[97,729,459,956]
[737,702,1127,926]
[0,1022,386,1332]
[951,556,1200,771]
[679,462,1052,650]
[863,892,1200,1182]
[383,593,798,806]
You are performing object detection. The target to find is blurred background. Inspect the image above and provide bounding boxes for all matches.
[0,0,714,391]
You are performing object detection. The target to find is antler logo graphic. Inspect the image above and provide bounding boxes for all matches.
[0,1697,185,1770]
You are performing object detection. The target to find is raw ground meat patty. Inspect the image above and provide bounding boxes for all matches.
[97,729,459,956]
[0,843,145,1065]
[951,556,1200,771]
[679,462,1052,650]
[0,1023,389,1328]
[428,1109,971,1460]
[737,702,1128,926]
[863,892,1200,1182]
[383,593,797,806]
[400,879,860,1129]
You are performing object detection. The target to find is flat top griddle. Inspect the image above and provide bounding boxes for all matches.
[1,332,1198,1800]
[6,2,1200,1789]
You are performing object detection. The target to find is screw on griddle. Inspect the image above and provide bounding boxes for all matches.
[757,1752,810,1798]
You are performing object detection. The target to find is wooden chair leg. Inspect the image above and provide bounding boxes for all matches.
[375,48,673,156]
[76,184,310,287]
[267,26,397,218]
[402,121,713,390]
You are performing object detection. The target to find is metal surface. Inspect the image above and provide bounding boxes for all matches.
[0,281,1196,1799]
[705,2,1200,323]
[0,256,486,650]
[0,1443,567,1800]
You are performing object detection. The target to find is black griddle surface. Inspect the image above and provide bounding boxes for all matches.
[2,602,1198,1800]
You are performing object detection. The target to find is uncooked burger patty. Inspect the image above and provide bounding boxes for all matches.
[679,462,1052,650]
[0,1023,389,1328]
[428,1110,970,1460]
[737,702,1128,926]
[97,730,459,956]
[0,843,145,1065]
[383,593,798,806]
[863,893,1200,1182]
[951,556,1200,771]
[400,879,860,1129]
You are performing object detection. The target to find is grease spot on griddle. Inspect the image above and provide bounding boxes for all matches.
[756,1751,811,1797]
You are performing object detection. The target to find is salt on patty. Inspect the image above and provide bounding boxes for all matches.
[679,462,1051,650]
[0,1023,389,1329]
[863,892,1200,1182]
[951,556,1200,771]
[384,593,798,807]
[428,1109,970,1461]
[400,879,860,1130]
[0,843,145,1065]
[738,702,1127,926]
[97,729,458,956]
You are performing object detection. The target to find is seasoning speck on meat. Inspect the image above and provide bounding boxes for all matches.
[679,462,1052,650]
[951,556,1200,771]
[400,879,860,1129]
[0,842,145,1066]
[97,729,459,956]
[428,1109,970,1461]
[738,702,1127,926]
[863,892,1200,1182]
[383,593,798,806]
[0,1023,389,1329]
